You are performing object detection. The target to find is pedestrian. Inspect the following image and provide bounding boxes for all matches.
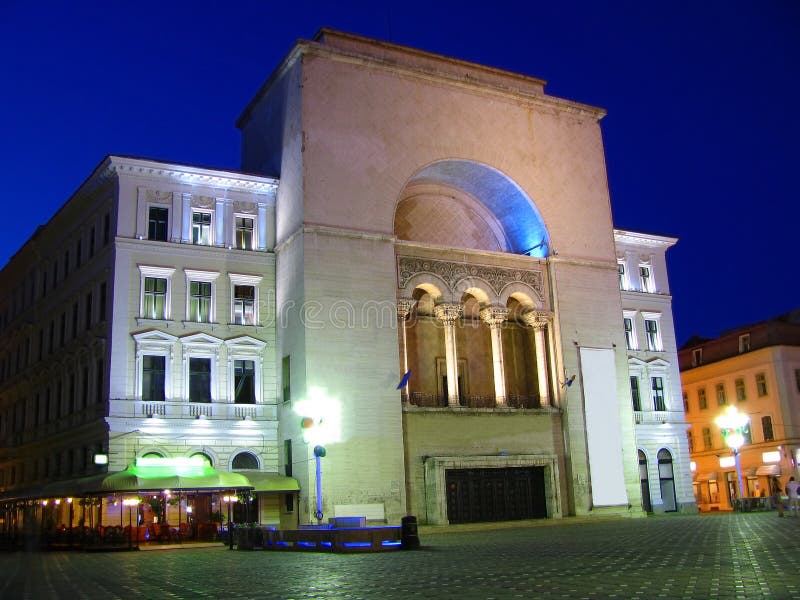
[770,476,784,517]
[787,477,800,517]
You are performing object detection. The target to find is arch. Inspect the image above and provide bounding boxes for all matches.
[638,449,653,513]
[503,289,540,311]
[139,450,166,460]
[231,451,260,470]
[657,448,678,512]
[188,451,214,467]
[396,159,551,257]
[458,285,493,306]
[404,276,448,302]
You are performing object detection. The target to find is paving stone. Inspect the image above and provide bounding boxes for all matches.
[1,513,799,599]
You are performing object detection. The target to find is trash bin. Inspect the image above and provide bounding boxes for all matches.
[401,515,420,550]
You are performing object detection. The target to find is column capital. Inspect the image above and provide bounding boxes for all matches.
[522,310,552,330]
[433,303,463,324]
[479,306,510,327]
[396,298,417,320]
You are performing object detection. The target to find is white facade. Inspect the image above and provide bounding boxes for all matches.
[615,229,696,513]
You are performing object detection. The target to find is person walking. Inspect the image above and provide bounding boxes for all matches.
[787,476,800,517]
[770,476,784,517]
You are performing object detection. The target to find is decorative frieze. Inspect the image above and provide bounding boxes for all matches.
[144,189,173,205]
[397,256,543,299]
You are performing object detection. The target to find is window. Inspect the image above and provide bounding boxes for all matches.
[716,383,726,406]
[623,313,637,350]
[652,377,666,411]
[617,261,627,290]
[234,286,255,325]
[762,416,774,442]
[639,265,653,292]
[192,211,212,245]
[142,355,166,402]
[282,355,291,403]
[702,427,712,450]
[96,358,104,404]
[148,207,169,241]
[735,378,746,402]
[687,430,694,452]
[232,451,259,470]
[64,251,70,279]
[738,333,751,353]
[235,216,255,250]
[683,391,689,413]
[756,373,768,397]
[698,388,707,410]
[185,269,219,323]
[796,369,800,393]
[89,225,96,257]
[85,292,93,330]
[99,282,107,322]
[189,282,212,322]
[72,302,78,340]
[284,439,293,477]
[630,376,641,411]
[139,266,175,320]
[189,358,211,403]
[692,348,703,367]
[76,240,82,268]
[143,277,167,319]
[644,318,662,351]
[103,213,110,246]
[234,360,256,404]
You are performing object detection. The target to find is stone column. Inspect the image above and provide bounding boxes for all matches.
[480,306,510,407]
[522,310,552,407]
[396,299,416,402]
[433,303,463,407]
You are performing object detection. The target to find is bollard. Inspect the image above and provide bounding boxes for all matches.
[401,515,420,550]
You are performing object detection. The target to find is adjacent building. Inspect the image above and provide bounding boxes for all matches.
[0,29,695,531]
[680,310,800,510]
[615,230,694,513]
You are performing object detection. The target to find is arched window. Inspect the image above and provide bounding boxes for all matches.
[657,449,677,512]
[638,450,651,513]
[232,451,259,470]
[190,452,213,467]
[141,451,164,459]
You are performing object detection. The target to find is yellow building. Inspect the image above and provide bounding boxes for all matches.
[680,310,800,511]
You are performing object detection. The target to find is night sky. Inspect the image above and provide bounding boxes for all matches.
[2,1,798,346]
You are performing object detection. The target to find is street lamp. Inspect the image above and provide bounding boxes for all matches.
[716,405,750,503]
[123,498,140,550]
[222,495,238,550]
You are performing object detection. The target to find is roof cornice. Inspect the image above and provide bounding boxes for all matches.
[614,229,678,249]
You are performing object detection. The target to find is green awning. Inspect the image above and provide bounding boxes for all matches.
[241,472,300,492]
[91,464,252,493]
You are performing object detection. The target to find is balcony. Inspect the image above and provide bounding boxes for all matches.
[633,410,685,425]
[406,392,541,410]
[110,399,276,421]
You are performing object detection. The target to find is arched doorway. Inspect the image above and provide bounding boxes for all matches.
[658,448,678,512]
[639,450,652,513]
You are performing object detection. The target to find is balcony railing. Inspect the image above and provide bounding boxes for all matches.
[407,392,541,410]
[633,410,685,424]
[110,399,275,421]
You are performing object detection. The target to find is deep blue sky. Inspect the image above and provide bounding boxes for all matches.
[2,1,798,345]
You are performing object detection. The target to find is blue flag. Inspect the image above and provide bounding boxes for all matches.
[397,371,412,390]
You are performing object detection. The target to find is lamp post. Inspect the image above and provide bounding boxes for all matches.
[222,495,237,550]
[123,498,140,550]
[716,406,750,504]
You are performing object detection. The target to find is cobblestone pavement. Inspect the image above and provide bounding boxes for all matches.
[1,512,799,599]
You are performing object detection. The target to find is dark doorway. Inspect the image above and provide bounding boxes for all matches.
[445,466,546,524]
[639,449,652,513]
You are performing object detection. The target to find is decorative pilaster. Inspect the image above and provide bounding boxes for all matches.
[434,303,463,407]
[522,310,553,407]
[480,306,510,407]
[396,299,416,402]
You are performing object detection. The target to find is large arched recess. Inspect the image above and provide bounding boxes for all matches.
[396,159,550,257]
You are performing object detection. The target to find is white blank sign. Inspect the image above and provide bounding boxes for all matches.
[580,347,629,507]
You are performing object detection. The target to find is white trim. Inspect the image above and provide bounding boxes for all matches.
[138,265,175,320]
[228,273,263,326]
[184,269,220,323]
[179,333,223,403]
[132,330,178,401]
